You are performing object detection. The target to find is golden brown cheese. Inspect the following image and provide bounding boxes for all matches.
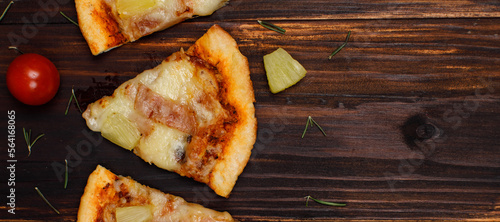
[83,25,256,197]
[77,165,234,222]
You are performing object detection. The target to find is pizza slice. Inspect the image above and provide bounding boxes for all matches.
[82,25,257,197]
[75,0,228,55]
[77,165,234,221]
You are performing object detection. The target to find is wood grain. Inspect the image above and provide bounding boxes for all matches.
[1,0,499,221]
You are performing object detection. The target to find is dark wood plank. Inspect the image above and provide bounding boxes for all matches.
[0,0,499,221]
[1,0,500,25]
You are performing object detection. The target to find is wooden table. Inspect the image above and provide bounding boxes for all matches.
[1,0,499,221]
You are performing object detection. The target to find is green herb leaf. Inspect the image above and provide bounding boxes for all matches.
[328,31,351,59]
[309,117,327,137]
[0,1,13,22]
[59,11,79,27]
[65,86,83,115]
[258,20,286,34]
[305,195,346,207]
[65,93,74,115]
[301,116,327,138]
[23,128,45,157]
[73,87,83,113]
[301,117,311,138]
[64,159,69,189]
[8,46,24,54]
[35,187,61,214]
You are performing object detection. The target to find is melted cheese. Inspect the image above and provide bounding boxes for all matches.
[83,51,225,174]
[83,86,134,132]
[81,25,257,198]
[77,165,234,221]
[142,57,199,102]
[135,122,188,171]
[104,0,228,41]
[114,166,234,221]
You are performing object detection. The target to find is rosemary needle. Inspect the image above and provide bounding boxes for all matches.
[301,117,311,138]
[59,11,79,27]
[301,116,327,138]
[310,117,327,136]
[65,86,82,115]
[328,31,351,59]
[23,128,45,157]
[8,46,24,54]
[0,1,13,22]
[64,92,74,115]
[35,187,61,214]
[258,20,286,34]
[73,87,83,113]
[305,195,346,207]
[64,159,69,189]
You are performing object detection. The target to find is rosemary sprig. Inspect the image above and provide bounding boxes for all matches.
[0,1,13,22]
[8,46,24,54]
[59,11,79,27]
[301,116,327,138]
[305,195,346,207]
[64,159,69,189]
[328,31,351,59]
[257,20,286,34]
[35,187,61,214]
[65,86,82,115]
[64,95,73,115]
[23,128,45,157]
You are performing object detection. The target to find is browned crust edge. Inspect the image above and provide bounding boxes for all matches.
[77,165,235,221]
[187,24,257,197]
[77,165,116,222]
[75,0,128,55]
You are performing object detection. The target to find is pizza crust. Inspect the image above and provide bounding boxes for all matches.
[82,25,256,198]
[186,25,257,197]
[77,165,235,221]
[75,0,229,55]
[77,165,118,221]
[75,0,128,55]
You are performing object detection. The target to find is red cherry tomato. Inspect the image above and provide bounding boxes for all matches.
[6,53,60,106]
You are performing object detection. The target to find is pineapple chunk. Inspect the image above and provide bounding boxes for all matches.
[101,112,141,150]
[117,0,157,19]
[263,47,307,94]
[116,205,153,222]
